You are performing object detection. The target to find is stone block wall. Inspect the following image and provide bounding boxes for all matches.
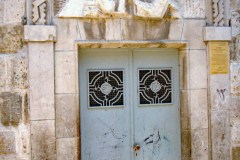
[0,0,30,159]
[230,1,240,159]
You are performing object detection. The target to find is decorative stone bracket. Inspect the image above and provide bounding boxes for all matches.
[204,27,231,41]
[24,25,56,42]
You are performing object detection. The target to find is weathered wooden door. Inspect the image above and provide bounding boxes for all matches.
[79,49,181,160]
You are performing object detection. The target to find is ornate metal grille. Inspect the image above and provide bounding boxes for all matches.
[88,70,124,107]
[139,69,172,105]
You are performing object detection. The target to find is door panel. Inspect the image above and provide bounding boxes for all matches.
[79,49,181,160]
[133,49,181,160]
[79,49,132,160]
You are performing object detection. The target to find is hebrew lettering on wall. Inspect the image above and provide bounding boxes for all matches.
[32,0,47,25]
[58,0,181,18]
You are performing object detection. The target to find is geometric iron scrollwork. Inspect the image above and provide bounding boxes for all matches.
[88,70,124,107]
[139,69,172,105]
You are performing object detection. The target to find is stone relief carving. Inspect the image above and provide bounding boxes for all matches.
[32,0,47,24]
[57,0,181,18]
[212,0,225,26]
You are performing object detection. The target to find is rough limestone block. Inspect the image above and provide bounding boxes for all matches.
[231,11,240,37]
[230,98,240,124]
[210,75,230,110]
[56,138,80,160]
[189,50,207,89]
[204,27,232,41]
[55,51,78,94]
[24,25,56,42]
[231,124,240,145]
[13,56,28,89]
[144,20,170,40]
[211,110,231,160]
[3,0,25,23]
[181,20,206,50]
[231,0,240,11]
[0,92,22,126]
[0,131,16,155]
[168,20,184,40]
[179,49,189,90]
[231,63,240,98]
[0,58,6,87]
[180,0,205,18]
[180,90,190,130]
[191,129,209,160]
[232,146,240,160]
[181,130,191,160]
[0,25,23,53]
[56,94,79,138]
[190,89,208,130]
[19,129,31,159]
[31,120,56,160]
[29,43,55,120]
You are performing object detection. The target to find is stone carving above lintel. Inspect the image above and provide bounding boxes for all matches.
[57,0,181,19]
[212,0,230,26]
[32,0,47,25]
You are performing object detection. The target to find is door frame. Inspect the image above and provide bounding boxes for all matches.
[76,40,190,160]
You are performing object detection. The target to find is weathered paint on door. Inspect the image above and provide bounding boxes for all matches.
[79,49,181,160]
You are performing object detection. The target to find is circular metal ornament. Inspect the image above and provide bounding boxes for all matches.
[100,82,113,95]
[150,80,161,93]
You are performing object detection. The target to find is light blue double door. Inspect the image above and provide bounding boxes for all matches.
[79,49,181,160]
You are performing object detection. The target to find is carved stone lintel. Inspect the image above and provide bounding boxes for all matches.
[32,0,47,25]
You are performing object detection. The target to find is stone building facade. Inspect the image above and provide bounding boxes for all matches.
[0,0,240,159]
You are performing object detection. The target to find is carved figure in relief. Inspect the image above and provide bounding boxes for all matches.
[57,0,181,18]
[32,0,47,24]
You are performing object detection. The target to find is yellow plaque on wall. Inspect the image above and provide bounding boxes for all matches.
[209,42,229,74]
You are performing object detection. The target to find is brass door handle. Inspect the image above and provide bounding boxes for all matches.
[133,145,141,151]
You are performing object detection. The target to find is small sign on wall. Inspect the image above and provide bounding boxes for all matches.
[209,42,229,74]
